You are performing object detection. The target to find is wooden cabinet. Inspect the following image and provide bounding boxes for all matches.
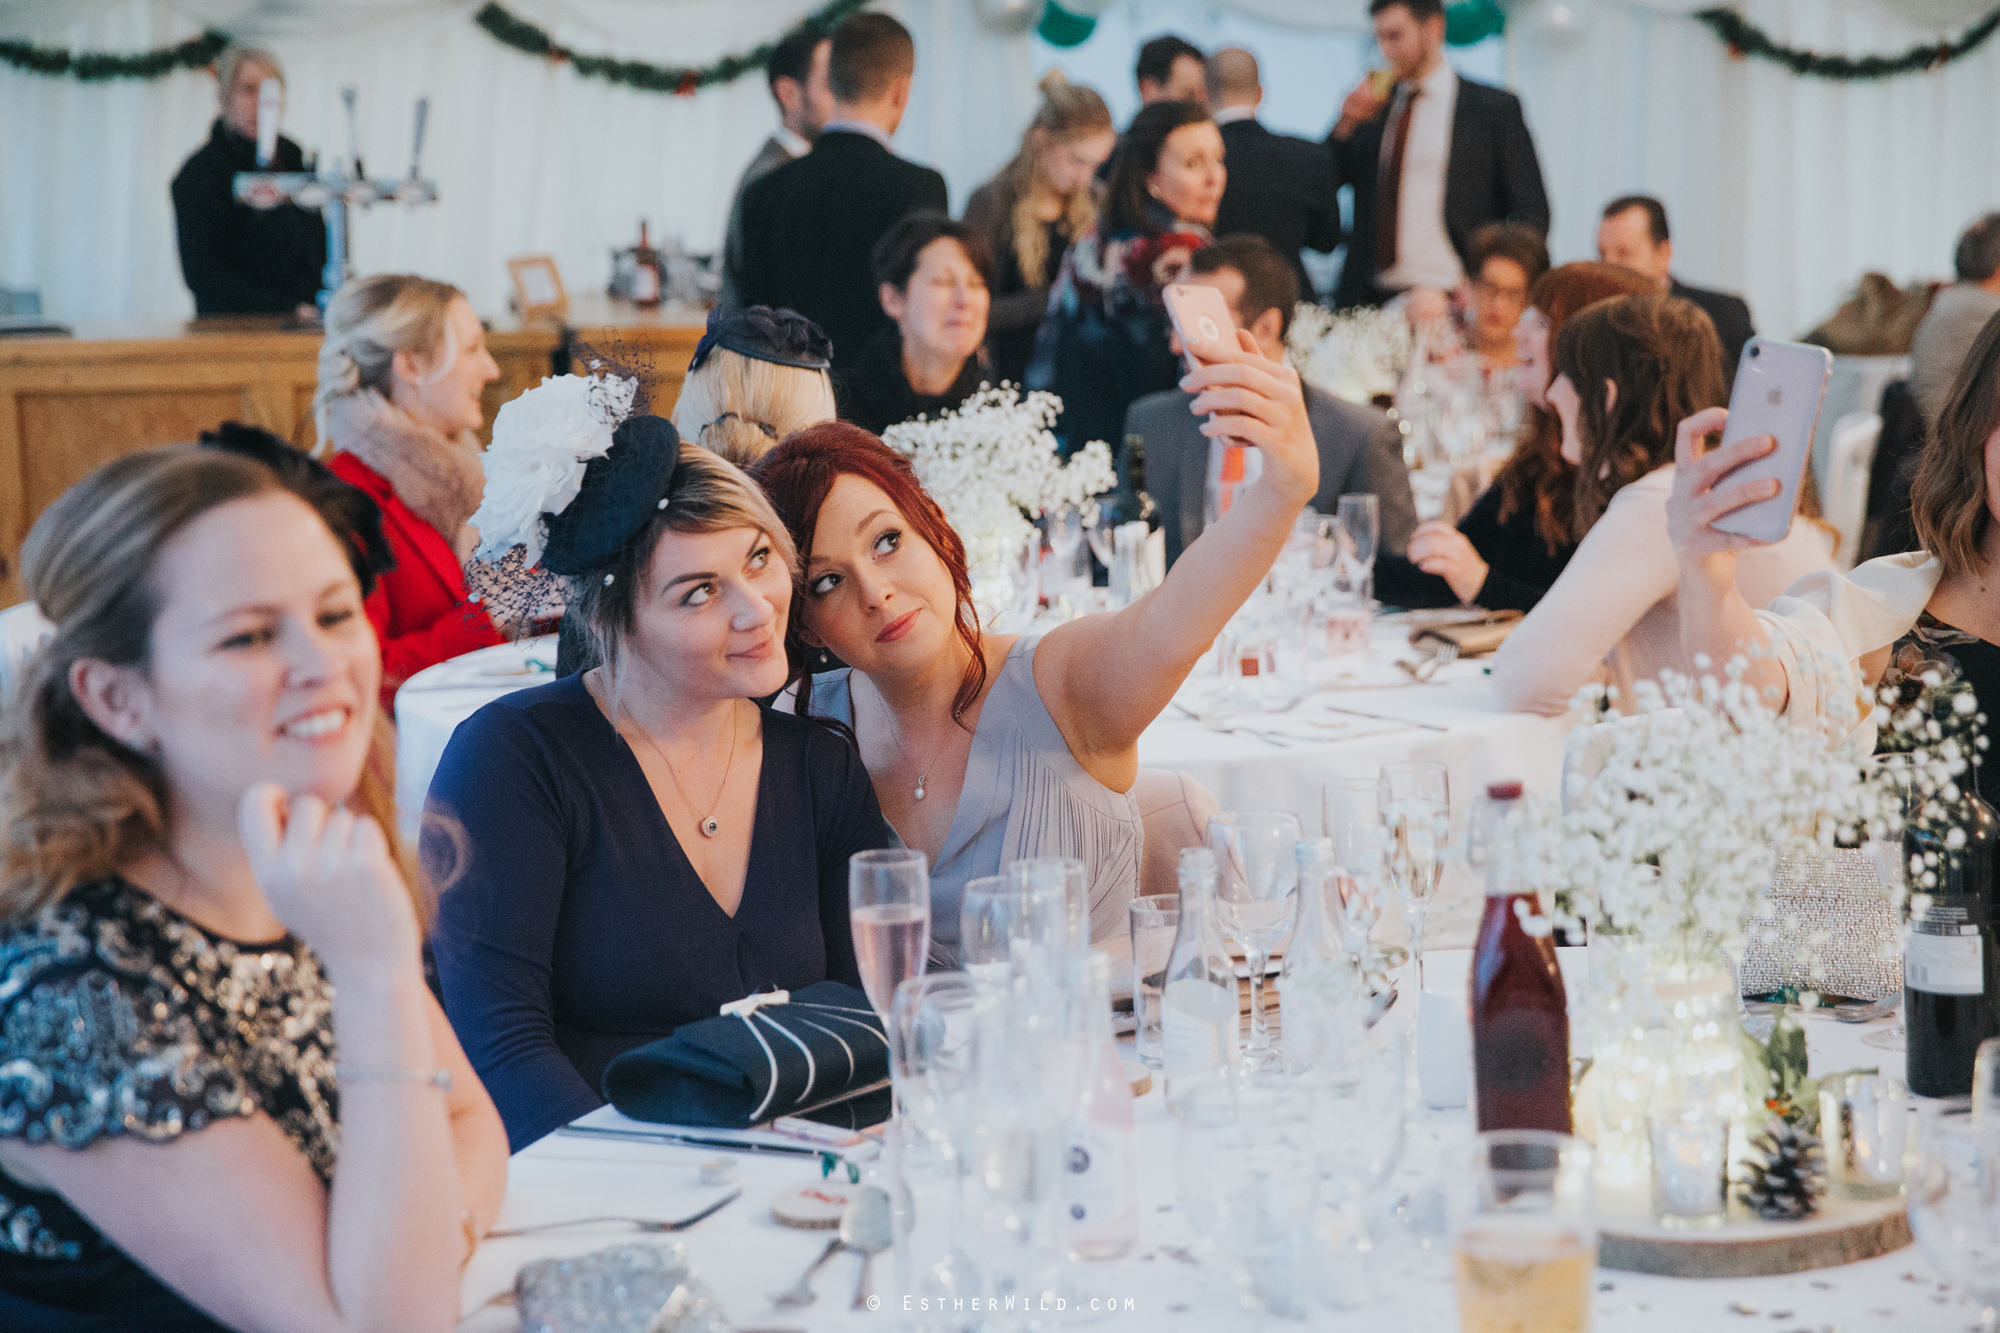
[1,298,704,606]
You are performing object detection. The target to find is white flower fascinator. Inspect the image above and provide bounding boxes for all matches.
[471,372,639,567]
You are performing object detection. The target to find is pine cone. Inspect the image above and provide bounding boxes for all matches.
[1733,1115,1827,1221]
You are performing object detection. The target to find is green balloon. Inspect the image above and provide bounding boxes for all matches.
[1445,0,1507,45]
[1036,1,1097,47]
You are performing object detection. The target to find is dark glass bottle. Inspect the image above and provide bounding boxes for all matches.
[1470,781,1573,1134]
[1902,684,2000,1097]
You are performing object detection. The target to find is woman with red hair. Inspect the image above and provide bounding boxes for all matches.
[755,335,1316,961]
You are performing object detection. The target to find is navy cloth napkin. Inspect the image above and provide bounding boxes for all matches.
[601,981,891,1129]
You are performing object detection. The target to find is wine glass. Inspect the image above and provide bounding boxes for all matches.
[1207,811,1303,1072]
[1322,779,1387,962]
[1907,1105,2000,1329]
[851,848,930,1019]
[1004,856,1088,947]
[1380,761,1449,988]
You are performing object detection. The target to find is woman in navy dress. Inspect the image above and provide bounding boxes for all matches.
[426,383,891,1151]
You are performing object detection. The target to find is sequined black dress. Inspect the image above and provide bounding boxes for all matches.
[0,878,339,1331]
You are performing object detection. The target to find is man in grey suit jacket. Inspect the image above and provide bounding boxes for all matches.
[1123,235,1418,568]
[718,26,832,310]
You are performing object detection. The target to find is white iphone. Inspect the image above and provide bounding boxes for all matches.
[1708,337,1833,543]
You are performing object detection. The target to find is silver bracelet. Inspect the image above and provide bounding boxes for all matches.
[335,1064,454,1093]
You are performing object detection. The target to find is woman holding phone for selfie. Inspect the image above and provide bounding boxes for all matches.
[755,322,1315,959]
[1490,294,1835,716]
[1669,309,2000,741]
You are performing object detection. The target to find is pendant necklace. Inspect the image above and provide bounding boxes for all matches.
[624,702,737,837]
[875,690,936,801]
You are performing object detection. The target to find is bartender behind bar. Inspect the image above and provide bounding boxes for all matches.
[171,46,327,318]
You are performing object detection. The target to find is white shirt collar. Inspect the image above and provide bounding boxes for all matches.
[1212,105,1258,126]
[1413,59,1457,99]
[820,118,895,150]
[773,126,811,159]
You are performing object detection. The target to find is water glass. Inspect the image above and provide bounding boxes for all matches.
[1451,1131,1596,1333]
[1908,1105,2000,1330]
[888,974,986,1331]
[1648,1104,1730,1228]
[851,848,930,1018]
[959,874,1066,988]
[1174,1071,1318,1317]
[1004,856,1088,946]
[1308,1006,1408,1308]
[1129,895,1180,1070]
[1207,811,1304,1070]
[1819,1074,1909,1199]
[1975,1037,2000,1126]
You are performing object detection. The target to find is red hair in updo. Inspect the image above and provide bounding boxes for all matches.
[753,421,988,727]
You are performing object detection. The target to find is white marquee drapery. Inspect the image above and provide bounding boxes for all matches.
[1,0,1995,340]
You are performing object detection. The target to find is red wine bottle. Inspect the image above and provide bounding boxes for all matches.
[1470,781,1573,1134]
[1903,683,2000,1097]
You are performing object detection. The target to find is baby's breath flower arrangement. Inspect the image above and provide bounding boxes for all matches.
[1286,302,1413,406]
[1502,657,1901,964]
[881,386,1116,623]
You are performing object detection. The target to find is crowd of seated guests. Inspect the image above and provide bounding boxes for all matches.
[1375,260,1653,611]
[7,8,1958,1319]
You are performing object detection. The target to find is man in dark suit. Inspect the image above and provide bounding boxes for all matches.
[737,13,947,370]
[171,46,326,317]
[718,25,832,310]
[1598,194,1755,376]
[1207,48,1341,299]
[1326,0,1548,311]
[1123,236,1417,568]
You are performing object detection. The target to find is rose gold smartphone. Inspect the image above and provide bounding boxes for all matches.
[1162,283,1236,376]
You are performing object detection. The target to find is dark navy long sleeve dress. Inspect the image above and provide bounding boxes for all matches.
[424,674,890,1151]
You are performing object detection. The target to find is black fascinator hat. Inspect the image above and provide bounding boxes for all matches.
[688,305,834,375]
[198,421,395,595]
[540,415,683,576]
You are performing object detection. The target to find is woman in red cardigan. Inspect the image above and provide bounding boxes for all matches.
[314,274,506,711]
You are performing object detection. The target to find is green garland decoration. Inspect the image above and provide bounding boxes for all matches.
[1693,4,2000,79]
[0,27,228,80]
[473,0,868,94]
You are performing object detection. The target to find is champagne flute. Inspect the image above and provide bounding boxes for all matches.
[851,848,930,1019]
[1207,811,1303,1072]
[1380,760,1449,988]
[1336,494,1380,604]
[1322,779,1387,962]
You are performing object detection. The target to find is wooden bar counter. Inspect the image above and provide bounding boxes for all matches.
[0,295,704,605]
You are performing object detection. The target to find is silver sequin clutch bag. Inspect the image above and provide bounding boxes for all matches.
[515,1243,734,1333]
[1737,849,1902,1001]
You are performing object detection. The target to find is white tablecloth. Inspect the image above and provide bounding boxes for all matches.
[393,624,1568,863]
[456,952,1942,1332]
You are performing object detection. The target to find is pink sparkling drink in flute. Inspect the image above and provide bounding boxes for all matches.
[849,848,931,1017]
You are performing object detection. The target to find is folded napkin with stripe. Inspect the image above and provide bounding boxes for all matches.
[601,982,892,1130]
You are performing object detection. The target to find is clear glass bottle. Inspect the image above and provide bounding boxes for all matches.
[1062,952,1138,1260]
[1162,847,1240,1112]
[1280,837,1362,1078]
